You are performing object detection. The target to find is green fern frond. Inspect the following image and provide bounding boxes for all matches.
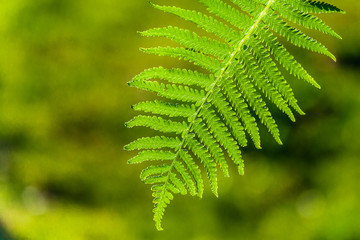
[125,0,343,230]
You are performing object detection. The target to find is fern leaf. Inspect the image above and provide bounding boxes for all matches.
[125,0,343,230]
[198,0,252,30]
[235,67,282,144]
[271,1,341,39]
[173,161,197,196]
[230,0,262,15]
[128,150,176,164]
[133,67,213,88]
[169,173,188,195]
[257,28,320,88]
[129,80,205,103]
[164,182,181,195]
[152,4,240,43]
[141,47,221,72]
[263,16,336,61]
[239,50,296,121]
[248,37,305,115]
[133,101,196,118]
[284,0,345,14]
[185,134,218,196]
[200,104,245,173]
[124,136,181,151]
[192,118,229,177]
[144,175,169,185]
[125,115,187,134]
[141,27,230,59]
[221,79,261,148]
[152,184,173,230]
[179,149,204,197]
[140,164,172,181]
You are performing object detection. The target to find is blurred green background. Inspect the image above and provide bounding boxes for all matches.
[0,0,358,239]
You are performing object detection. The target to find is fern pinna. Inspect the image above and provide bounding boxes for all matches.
[125,0,343,230]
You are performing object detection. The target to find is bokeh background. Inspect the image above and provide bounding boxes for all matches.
[0,0,358,239]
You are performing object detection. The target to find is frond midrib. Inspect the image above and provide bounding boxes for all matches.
[155,0,276,217]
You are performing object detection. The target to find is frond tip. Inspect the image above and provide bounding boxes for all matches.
[125,0,343,230]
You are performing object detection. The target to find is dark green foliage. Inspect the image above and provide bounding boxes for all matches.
[125,0,343,230]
